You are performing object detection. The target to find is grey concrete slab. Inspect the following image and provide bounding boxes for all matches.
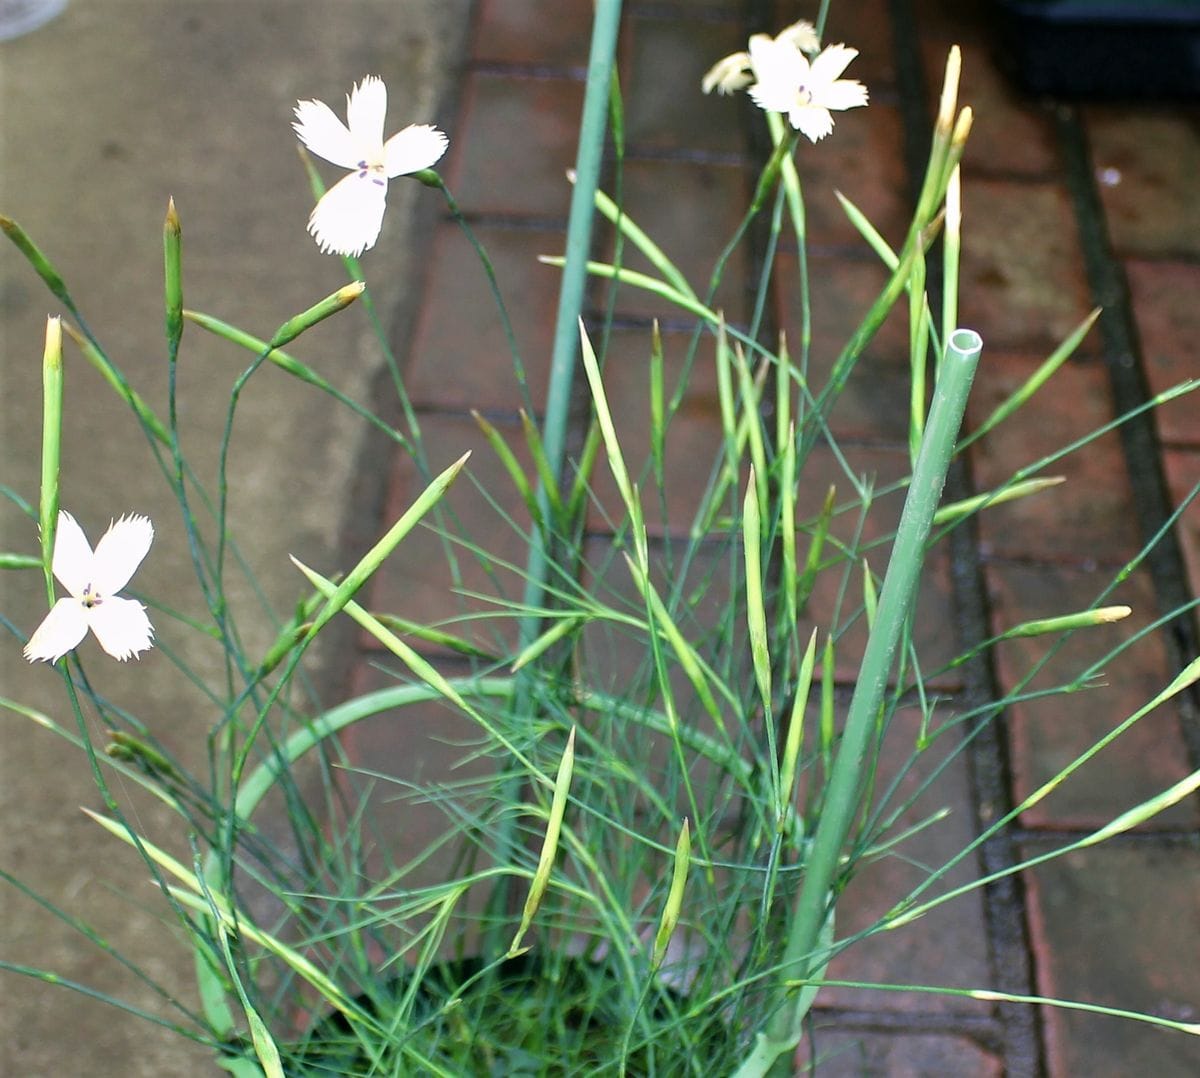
[0,1,468,1072]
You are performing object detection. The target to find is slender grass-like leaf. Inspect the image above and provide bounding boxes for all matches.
[38,316,63,607]
[933,475,1064,525]
[540,257,718,323]
[649,320,666,490]
[520,408,565,521]
[733,343,769,517]
[579,319,638,526]
[959,307,1100,449]
[84,810,361,1022]
[580,179,698,301]
[889,663,1200,930]
[511,615,583,671]
[623,551,731,736]
[650,818,691,970]
[797,485,836,613]
[788,979,1200,1038]
[509,727,576,955]
[779,629,818,834]
[744,469,773,725]
[472,410,540,526]
[195,860,284,1078]
[565,416,603,523]
[779,421,798,632]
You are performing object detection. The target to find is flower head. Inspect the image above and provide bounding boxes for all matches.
[24,511,155,663]
[702,20,821,95]
[293,75,449,257]
[747,40,868,142]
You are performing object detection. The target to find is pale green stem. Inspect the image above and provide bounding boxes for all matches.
[763,329,982,1076]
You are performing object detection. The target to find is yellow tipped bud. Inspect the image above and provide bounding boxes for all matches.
[165,195,181,235]
[936,46,962,136]
[42,315,62,370]
[268,281,366,348]
[1004,605,1133,639]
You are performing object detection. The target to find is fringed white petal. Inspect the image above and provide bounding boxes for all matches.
[307,170,388,257]
[791,105,836,142]
[91,514,154,595]
[810,44,860,85]
[819,78,869,111]
[24,598,89,663]
[382,124,449,178]
[49,510,94,598]
[345,75,387,149]
[293,99,360,170]
[88,596,155,662]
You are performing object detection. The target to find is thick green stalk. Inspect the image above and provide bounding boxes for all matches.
[764,329,982,1075]
[519,0,621,618]
[482,0,622,948]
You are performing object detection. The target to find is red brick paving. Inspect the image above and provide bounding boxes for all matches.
[341,0,1200,1073]
[1022,842,1200,1077]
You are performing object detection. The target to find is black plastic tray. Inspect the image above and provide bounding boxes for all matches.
[993,1,1200,98]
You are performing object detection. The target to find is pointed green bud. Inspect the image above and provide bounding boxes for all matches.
[164,196,183,354]
[269,281,365,348]
[1003,605,1133,639]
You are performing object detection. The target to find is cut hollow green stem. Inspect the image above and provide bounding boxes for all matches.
[767,329,982,1075]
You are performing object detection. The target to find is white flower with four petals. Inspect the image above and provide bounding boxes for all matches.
[293,75,449,257]
[24,511,155,664]
[747,38,869,142]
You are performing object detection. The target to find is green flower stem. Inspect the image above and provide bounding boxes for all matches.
[183,309,412,453]
[39,316,63,606]
[60,321,171,445]
[764,329,982,1076]
[0,215,74,312]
